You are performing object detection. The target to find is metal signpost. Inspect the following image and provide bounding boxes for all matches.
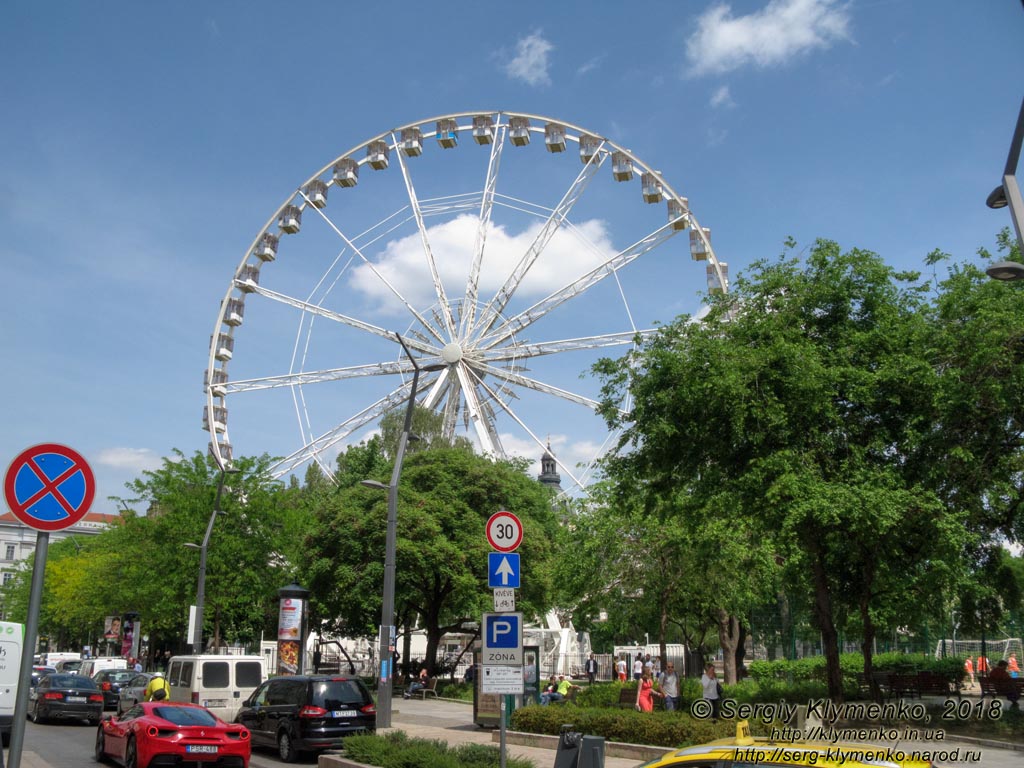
[3,443,95,768]
[483,510,524,768]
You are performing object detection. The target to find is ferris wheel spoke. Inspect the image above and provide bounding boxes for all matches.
[472,362,604,411]
[302,197,446,343]
[475,145,607,339]
[270,378,427,476]
[460,124,508,337]
[454,363,499,454]
[240,283,438,356]
[480,220,681,350]
[439,377,462,440]
[392,133,457,338]
[465,367,587,491]
[222,360,425,395]
[475,330,652,364]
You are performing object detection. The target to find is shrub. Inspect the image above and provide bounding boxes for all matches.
[342,730,533,768]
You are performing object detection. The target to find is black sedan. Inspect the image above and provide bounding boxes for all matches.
[28,673,104,725]
[92,669,137,710]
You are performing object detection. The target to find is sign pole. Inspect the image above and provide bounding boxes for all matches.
[6,531,49,768]
[499,695,507,768]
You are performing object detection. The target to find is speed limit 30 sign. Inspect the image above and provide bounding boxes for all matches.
[486,510,522,552]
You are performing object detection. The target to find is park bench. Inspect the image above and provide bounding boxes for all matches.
[618,686,637,708]
[888,674,921,699]
[857,672,891,700]
[416,677,439,699]
[552,686,579,705]
[979,676,1023,702]
[916,671,960,699]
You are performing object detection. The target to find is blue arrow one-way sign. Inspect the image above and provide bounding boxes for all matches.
[487,552,520,588]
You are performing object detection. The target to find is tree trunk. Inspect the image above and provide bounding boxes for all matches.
[859,565,880,701]
[715,609,741,684]
[735,622,747,679]
[809,546,844,702]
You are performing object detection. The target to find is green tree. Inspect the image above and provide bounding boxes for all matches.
[595,239,1024,700]
[301,445,559,674]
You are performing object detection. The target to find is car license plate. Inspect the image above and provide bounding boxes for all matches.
[186,745,219,754]
[67,696,87,703]
[330,710,358,718]
[203,699,227,708]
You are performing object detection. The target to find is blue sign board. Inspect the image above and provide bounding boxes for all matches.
[487,552,520,589]
[484,612,521,650]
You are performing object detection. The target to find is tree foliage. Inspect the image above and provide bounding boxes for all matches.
[593,236,1024,699]
[300,444,560,674]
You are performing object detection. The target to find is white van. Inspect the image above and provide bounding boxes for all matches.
[78,657,128,678]
[167,655,266,723]
[0,622,24,746]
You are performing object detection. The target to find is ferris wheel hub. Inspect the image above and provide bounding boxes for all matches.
[440,343,464,364]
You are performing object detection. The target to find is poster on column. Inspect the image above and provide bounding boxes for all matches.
[277,597,304,674]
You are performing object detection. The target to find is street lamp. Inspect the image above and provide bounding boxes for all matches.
[185,465,241,654]
[361,331,446,728]
[985,96,1024,269]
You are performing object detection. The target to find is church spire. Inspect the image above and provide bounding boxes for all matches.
[537,439,562,491]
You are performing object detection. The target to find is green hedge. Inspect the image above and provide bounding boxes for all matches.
[343,731,534,768]
[510,703,757,748]
[746,653,966,687]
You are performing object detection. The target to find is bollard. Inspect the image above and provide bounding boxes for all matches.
[578,735,605,768]
[553,723,582,768]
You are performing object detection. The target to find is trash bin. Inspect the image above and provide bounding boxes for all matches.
[553,723,582,768]
[578,735,605,768]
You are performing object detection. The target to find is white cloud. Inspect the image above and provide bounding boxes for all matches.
[498,432,606,488]
[96,447,165,472]
[686,0,852,76]
[576,54,604,76]
[710,85,735,108]
[349,214,616,315]
[504,32,554,86]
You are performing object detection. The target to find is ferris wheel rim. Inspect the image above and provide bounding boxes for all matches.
[204,110,726,484]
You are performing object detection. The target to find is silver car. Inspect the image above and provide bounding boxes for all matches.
[116,672,155,715]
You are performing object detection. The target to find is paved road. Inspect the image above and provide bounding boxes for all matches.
[9,699,1023,768]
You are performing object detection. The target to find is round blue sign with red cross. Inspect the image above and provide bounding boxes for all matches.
[4,443,95,531]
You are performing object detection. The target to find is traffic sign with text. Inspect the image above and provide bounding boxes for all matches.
[481,611,523,665]
[493,588,515,612]
[488,552,520,588]
[485,510,523,552]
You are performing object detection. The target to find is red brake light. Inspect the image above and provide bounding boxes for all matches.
[298,705,328,718]
[101,682,111,691]
[147,725,159,737]
[360,703,376,714]
[89,694,104,703]
[43,692,63,700]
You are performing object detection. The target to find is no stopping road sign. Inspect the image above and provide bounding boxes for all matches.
[4,443,95,531]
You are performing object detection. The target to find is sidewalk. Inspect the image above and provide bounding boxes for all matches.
[321,697,649,768]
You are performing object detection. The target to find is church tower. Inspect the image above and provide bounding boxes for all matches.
[537,440,562,492]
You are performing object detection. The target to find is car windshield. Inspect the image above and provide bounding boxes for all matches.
[314,680,368,709]
[153,706,219,726]
[107,671,135,682]
[52,675,97,689]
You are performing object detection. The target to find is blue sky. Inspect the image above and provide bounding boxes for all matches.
[3,0,1022,516]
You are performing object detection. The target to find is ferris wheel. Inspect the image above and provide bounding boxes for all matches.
[204,111,727,495]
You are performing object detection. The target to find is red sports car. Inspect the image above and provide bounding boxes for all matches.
[94,701,250,768]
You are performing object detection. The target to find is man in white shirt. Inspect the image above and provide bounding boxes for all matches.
[632,656,643,680]
[701,663,721,720]
[658,661,681,711]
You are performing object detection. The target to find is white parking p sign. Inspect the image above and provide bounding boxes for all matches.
[481,611,523,665]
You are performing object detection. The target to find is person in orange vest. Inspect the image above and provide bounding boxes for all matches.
[964,657,975,686]
[1008,652,1020,678]
[976,654,990,675]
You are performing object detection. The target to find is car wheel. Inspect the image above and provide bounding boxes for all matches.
[94,725,107,762]
[278,730,299,763]
[124,736,139,768]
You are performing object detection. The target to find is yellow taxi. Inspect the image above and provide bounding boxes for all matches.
[638,721,939,767]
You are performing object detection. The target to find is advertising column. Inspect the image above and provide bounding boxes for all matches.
[277,583,309,676]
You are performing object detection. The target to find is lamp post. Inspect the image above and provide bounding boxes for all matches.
[985,96,1024,268]
[361,332,445,728]
[186,465,240,654]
